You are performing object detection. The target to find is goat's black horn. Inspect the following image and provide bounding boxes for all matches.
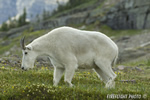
[20,36,25,50]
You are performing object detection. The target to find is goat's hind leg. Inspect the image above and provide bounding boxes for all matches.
[53,67,65,86]
[94,68,110,84]
[94,59,117,88]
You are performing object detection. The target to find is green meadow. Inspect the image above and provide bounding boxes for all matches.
[0,59,149,100]
[0,25,150,100]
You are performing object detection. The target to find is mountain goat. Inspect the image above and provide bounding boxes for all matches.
[20,26,118,88]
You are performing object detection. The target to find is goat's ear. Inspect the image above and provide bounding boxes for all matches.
[26,46,32,50]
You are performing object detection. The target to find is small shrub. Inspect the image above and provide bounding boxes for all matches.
[146,59,150,66]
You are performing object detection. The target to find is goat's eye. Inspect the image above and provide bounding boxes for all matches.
[25,52,28,55]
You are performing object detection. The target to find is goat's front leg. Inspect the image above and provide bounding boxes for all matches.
[64,66,76,87]
[53,67,65,86]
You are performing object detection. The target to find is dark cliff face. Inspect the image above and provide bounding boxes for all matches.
[105,0,150,29]
[0,0,17,24]
[27,0,46,19]
[0,0,59,24]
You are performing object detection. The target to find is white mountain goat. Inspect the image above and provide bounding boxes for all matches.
[20,26,118,88]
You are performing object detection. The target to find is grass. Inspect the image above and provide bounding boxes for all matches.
[0,29,49,55]
[0,23,149,99]
[0,61,149,100]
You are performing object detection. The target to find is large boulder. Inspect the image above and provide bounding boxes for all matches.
[116,32,150,63]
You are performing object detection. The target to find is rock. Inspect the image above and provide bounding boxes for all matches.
[0,56,21,67]
[137,64,145,67]
[140,41,150,47]
[1,41,10,46]
[0,55,52,68]
[117,66,143,72]
[134,67,143,72]
[112,67,119,71]
[9,60,21,67]
[66,16,86,25]
[118,48,146,63]
[34,13,87,31]
[105,0,150,29]
[0,0,17,24]
[10,45,21,53]
[36,56,52,67]
[0,58,3,63]
[116,32,150,63]
[124,66,133,71]
[124,0,134,9]
[120,80,136,83]
[79,25,86,30]
[117,36,130,42]
[4,51,11,56]
[0,58,7,64]
[146,67,150,69]
[118,65,126,70]
[85,17,96,24]
[0,0,59,24]
[6,25,31,38]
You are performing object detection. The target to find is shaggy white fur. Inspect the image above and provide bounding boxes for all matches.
[21,26,118,88]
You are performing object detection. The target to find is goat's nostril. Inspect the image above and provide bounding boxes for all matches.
[22,67,24,70]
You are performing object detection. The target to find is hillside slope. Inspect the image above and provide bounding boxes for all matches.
[0,1,150,99]
[0,0,149,64]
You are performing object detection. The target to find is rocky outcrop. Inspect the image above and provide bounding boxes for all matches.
[116,32,150,62]
[0,24,32,38]
[34,12,89,30]
[105,0,150,29]
[0,0,101,38]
